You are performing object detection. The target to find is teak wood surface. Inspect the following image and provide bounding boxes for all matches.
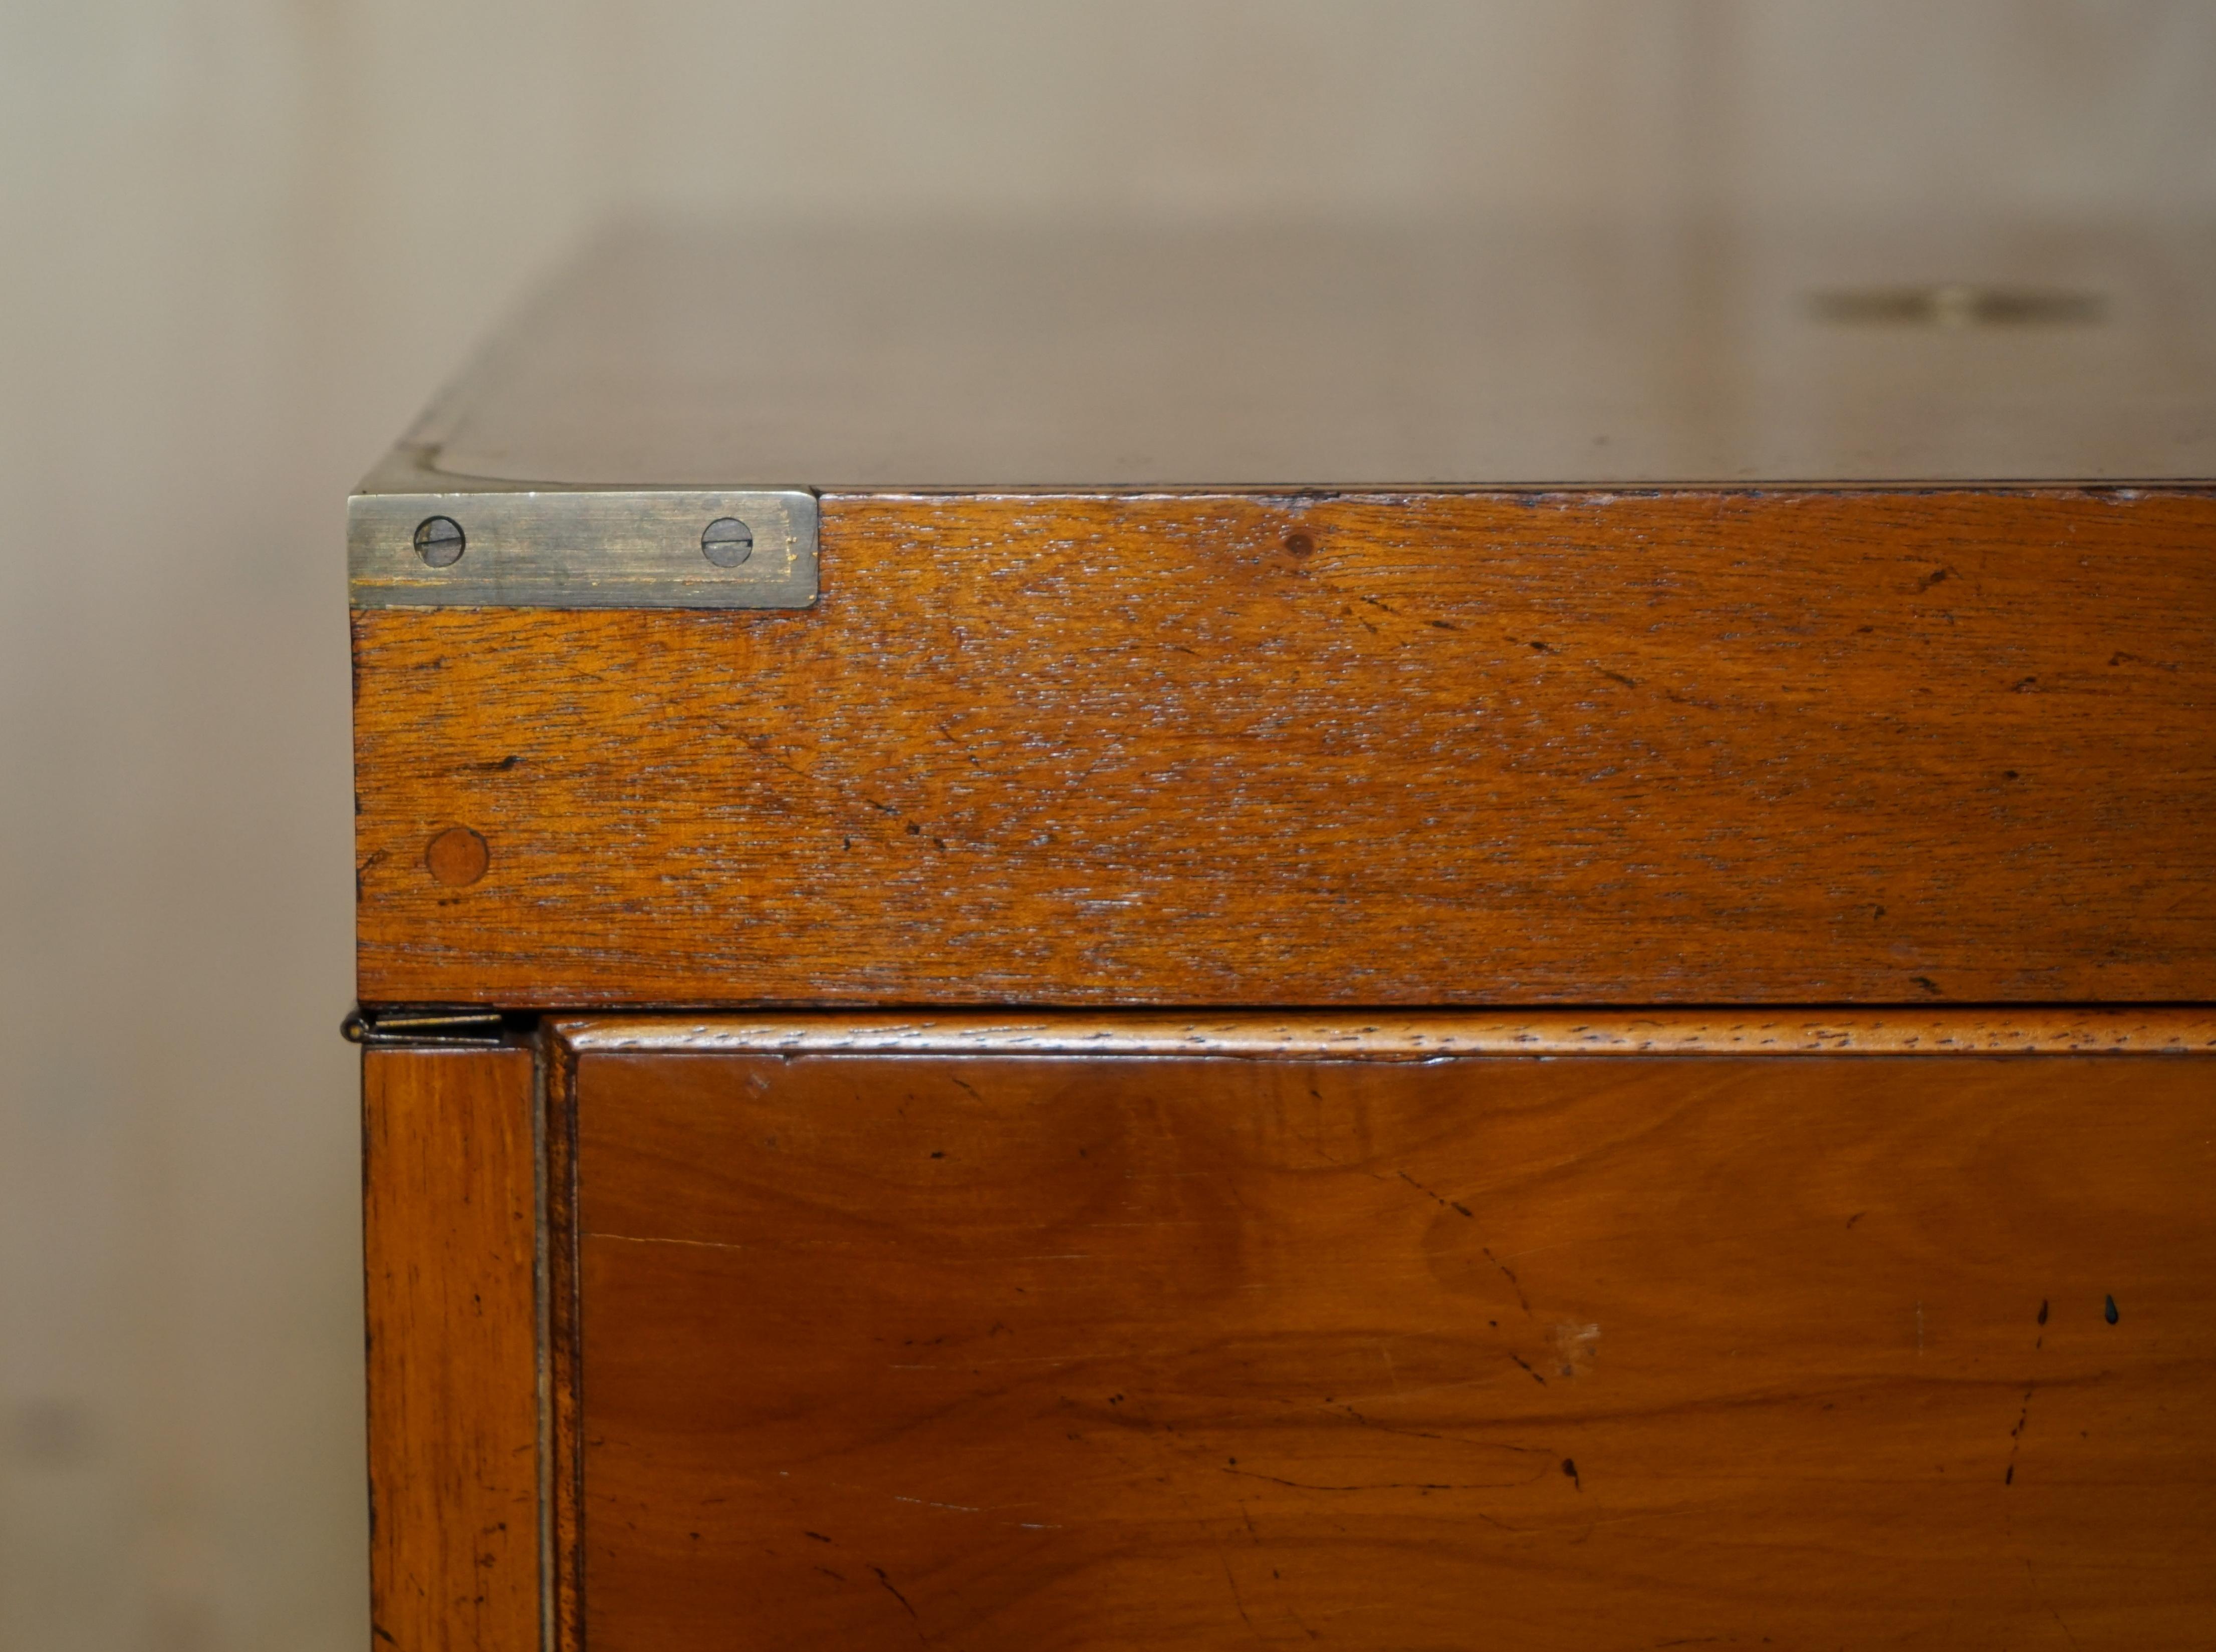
[355,488,2216,1007]
[363,1046,541,1652]
[563,1036,2216,1651]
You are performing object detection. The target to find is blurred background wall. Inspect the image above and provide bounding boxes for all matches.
[1,3,2212,1647]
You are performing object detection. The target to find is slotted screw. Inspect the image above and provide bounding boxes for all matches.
[702,517,754,568]
[413,516,466,567]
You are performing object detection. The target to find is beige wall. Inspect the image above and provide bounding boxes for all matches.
[3,4,2211,1646]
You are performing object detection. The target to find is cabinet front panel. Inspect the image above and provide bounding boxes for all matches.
[565,1046,2216,1650]
[352,489,2216,1008]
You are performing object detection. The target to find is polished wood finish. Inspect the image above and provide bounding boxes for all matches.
[352,216,2216,1648]
[542,1034,586,1652]
[566,1040,2216,1650]
[558,1006,2216,1058]
[363,1046,541,1652]
[414,217,2216,487]
[356,488,2216,1008]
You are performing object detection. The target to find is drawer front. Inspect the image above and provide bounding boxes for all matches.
[545,1018,2216,1650]
[352,489,2216,1008]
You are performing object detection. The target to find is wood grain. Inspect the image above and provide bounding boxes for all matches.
[355,488,2216,1007]
[556,1006,2216,1058]
[543,1032,585,1652]
[570,1045,2216,1651]
[363,1046,541,1652]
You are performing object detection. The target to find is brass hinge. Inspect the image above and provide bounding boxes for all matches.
[342,1008,515,1047]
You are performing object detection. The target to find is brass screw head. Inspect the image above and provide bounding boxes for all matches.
[413,516,465,567]
[702,517,754,568]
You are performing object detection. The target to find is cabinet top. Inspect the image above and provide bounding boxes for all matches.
[365,214,2216,493]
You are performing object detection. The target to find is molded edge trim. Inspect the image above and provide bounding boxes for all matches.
[552,1008,2216,1059]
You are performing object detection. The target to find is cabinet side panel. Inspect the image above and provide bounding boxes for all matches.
[543,1033,585,1652]
[364,1047,541,1652]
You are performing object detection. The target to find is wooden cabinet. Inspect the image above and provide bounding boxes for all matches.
[353,220,2216,1649]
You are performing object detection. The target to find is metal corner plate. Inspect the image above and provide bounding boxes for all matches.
[349,479,819,610]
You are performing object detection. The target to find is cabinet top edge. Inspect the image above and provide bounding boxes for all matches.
[359,214,2216,496]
